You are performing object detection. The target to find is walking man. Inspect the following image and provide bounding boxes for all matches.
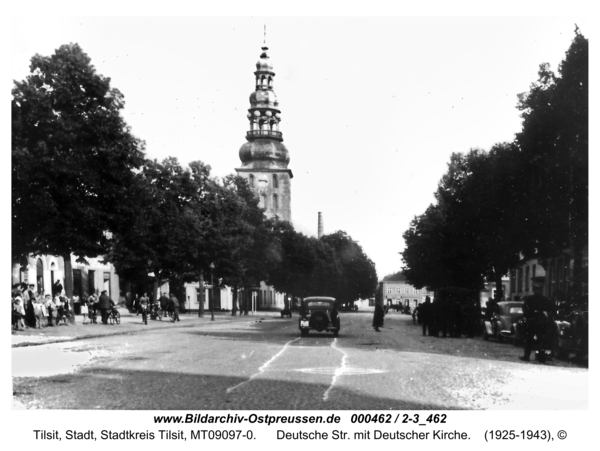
[519,282,551,363]
[99,290,112,325]
[170,293,180,323]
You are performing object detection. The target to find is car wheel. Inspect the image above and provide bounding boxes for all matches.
[310,311,329,332]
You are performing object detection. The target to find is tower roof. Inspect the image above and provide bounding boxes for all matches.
[256,46,274,73]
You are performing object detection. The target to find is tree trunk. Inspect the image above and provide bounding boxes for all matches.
[232,285,238,316]
[62,252,73,299]
[198,272,204,317]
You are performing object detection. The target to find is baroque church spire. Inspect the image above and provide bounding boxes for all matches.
[236,36,292,222]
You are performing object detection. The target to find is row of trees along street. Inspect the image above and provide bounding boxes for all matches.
[12,43,378,313]
[402,29,588,301]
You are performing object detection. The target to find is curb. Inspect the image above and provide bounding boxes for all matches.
[11,313,285,348]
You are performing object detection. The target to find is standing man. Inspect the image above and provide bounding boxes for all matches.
[170,293,180,323]
[372,302,384,332]
[98,290,112,325]
[159,292,170,318]
[519,282,551,363]
[421,296,432,336]
[53,279,63,297]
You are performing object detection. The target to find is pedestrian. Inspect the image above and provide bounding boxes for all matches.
[421,296,433,336]
[132,294,140,313]
[12,297,26,331]
[79,294,89,324]
[87,294,97,323]
[139,295,149,325]
[12,283,22,299]
[372,302,384,332]
[45,294,56,327]
[52,279,63,297]
[170,293,180,322]
[519,282,552,363]
[98,290,113,324]
[159,292,170,318]
[412,303,420,325]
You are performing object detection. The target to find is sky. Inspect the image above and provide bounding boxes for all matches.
[9,13,594,280]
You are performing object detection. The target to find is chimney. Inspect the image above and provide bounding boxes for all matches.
[318,212,324,239]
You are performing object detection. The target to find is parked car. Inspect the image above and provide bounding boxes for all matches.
[299,297,340,337]
[483,301,524,342]
[551,309,588,359]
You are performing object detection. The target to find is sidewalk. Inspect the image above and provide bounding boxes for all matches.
[11,308,283,348]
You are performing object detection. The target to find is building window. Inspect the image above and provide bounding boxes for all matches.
[273,194,278,209]
[273,174,278,188]
[518,267,523,293]
[525,266,530,292]
[248,174,255,188]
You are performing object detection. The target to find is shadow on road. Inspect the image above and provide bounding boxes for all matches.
[13,366,458,410]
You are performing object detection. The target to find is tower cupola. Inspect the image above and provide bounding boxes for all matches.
[236,32,293,222]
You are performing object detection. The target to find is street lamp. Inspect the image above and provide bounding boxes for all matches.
[210,262,215,321]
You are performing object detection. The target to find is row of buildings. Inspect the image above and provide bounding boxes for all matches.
[380,243,588,311]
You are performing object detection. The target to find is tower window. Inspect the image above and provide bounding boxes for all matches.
[273,194,278,209]
[249,174,255,188]
[273,174,278,188]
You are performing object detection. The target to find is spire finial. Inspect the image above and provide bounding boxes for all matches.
[263,24,267,47]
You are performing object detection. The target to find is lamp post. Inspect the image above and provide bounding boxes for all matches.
[210,262,215,321]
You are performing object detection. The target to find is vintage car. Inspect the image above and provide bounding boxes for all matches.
[483,301,524,342]
[299,297,340,337]
[551,309,588,359]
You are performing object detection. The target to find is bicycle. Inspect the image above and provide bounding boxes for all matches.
[108,306,121,325]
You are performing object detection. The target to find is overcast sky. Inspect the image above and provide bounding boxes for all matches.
[9,14,593,279]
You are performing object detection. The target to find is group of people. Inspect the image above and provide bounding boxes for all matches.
[10,280,121,331]
[11,281,74,330]
[413,295,480,339]
[81,290,117,325]
[134,291,180,325]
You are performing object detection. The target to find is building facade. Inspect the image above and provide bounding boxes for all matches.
[12,254,120,300]
[382,272,434,309]
[507,246,587,303]
[235,42,293,222]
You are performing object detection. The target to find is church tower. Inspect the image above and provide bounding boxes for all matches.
[236,38,293,222]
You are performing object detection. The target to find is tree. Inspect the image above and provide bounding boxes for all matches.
[107,157,201,302]
[320,231,378,306]
[12,43,145,297]
[436,145,525,293]
[516,29,588,298]
[402,204,453,290]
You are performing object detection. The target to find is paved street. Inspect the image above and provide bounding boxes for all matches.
[12,309,587,410]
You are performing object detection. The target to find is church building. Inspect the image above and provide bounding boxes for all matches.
[236,41,293,222]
